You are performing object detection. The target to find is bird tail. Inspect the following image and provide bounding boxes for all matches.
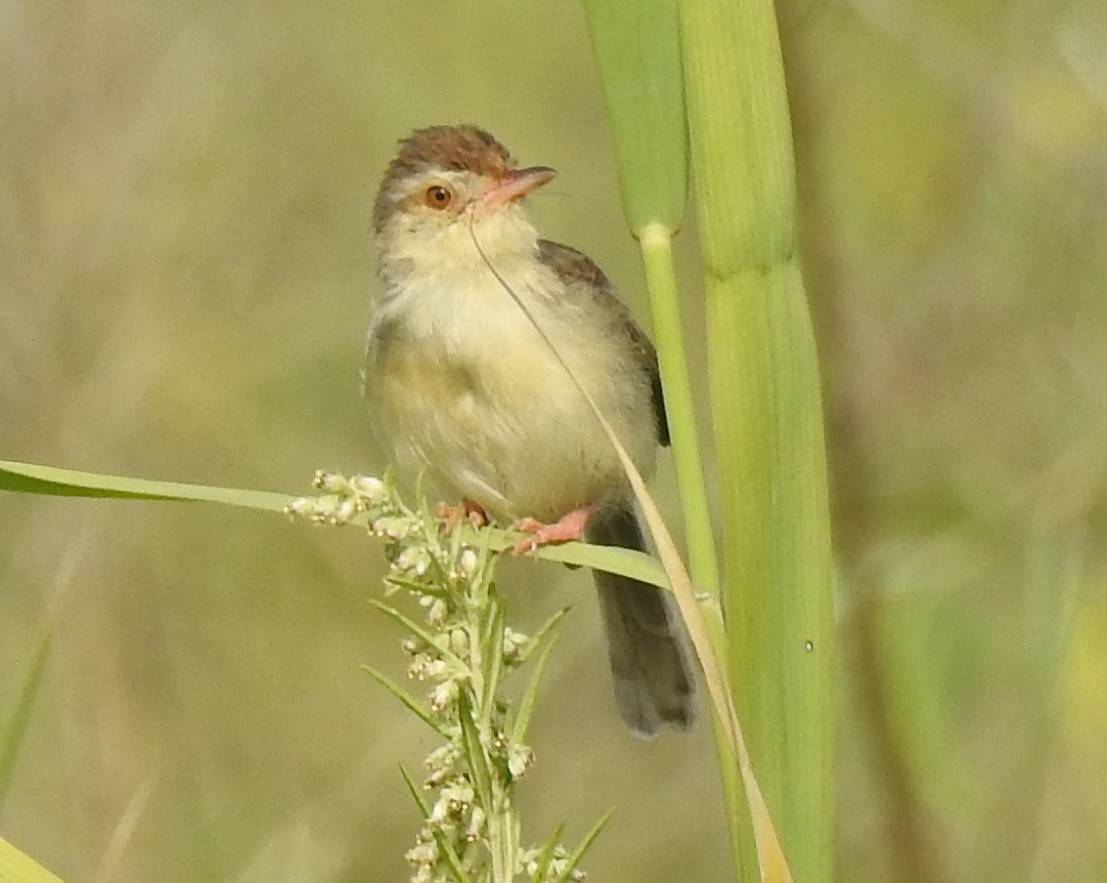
[586,501,696,737]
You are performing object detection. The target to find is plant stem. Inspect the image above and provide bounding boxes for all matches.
[638,224,721,603]
[678,0,836,880]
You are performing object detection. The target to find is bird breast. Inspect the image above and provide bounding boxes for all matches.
[364,255,657,523]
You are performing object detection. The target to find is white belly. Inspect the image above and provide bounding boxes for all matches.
[364,268,657,522]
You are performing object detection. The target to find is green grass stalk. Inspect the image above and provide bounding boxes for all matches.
[0,836,67,883]
[678,1,835,882]
[583,0,718,600]
[0,629,53,814]
[638,225,721,601]
[583,0,754,866]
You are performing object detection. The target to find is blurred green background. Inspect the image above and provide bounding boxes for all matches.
[2,1,1105,881]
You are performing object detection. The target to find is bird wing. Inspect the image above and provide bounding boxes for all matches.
[537,239,670,447]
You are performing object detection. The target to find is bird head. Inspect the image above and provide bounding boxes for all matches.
[372,125,556,285]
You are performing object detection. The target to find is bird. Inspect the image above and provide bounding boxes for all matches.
[363,124,694,736]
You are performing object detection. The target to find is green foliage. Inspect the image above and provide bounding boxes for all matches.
[677,2,834,880]
[0,837,66,883]
[582,0,686,233]
[2,2,1105,881]
[288,473,603,883]
[0,632,52,814]
[587,0,833,880]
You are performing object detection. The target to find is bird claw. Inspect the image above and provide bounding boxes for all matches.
[511,507,592,555]
[436,499,488,531]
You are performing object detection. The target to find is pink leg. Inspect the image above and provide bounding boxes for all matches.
[436,498,489,531]
[511,505,593,555]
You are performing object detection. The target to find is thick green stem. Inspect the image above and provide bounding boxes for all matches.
[639,223,743,866]
[638,224,721,602]
[679,0,835,881]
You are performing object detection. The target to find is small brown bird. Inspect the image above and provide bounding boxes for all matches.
[364,124,694,736]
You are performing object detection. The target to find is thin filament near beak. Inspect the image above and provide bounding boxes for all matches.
[479,166,557,208]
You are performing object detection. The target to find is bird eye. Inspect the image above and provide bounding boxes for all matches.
[424,185,454,209]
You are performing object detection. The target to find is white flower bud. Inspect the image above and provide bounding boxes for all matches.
[313,471,349,494]
[502,628,529,660]
[465,805,485,840]
[429,679,458,711]
[457,547,480,578]
[404,839,437,866]
[426,598,447,625]
[329,497,358,525]
[507,744,535,779]
[350,475,386,501]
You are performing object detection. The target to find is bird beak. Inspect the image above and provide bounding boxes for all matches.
[481,166,557,208]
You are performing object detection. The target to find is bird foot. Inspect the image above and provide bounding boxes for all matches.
[436,498,488,531]
[511,506,593,555]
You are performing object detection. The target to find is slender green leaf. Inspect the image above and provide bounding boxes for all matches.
[397,766,473,883]
[368,600,469,672]
[455,692,494,807]
[480,604,506,724]
[0,459,290,512]
[0,837,66,883]
[582,0,686,232]
[511,635,558,745]
[383,577,450,600]
[527,822,566,883]
[516,607,569,665]
[0,629,52,812]
[397,763,433,815]
[362,666,449,737]
[2,459,668,588]
[550,807,616,883]
[484,527,669,590]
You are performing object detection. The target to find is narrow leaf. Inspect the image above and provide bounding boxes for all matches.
[550,806,616,883]
[582,0,686,231]
[368,599,468,671]
[528,822,566,883]
[1,460,668,590]
[511,635,558,745]
[398,766,473,883]
[362,666,449,737]
[516,607,569,665]
[0,629,52,812]
[0,837,67,883]
[480,604,506,722]
[455,692,494,806]
[397,764,432,815]
[476,526,669,590]
[0,459,290,512]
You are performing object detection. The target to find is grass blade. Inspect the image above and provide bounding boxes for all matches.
[549,806,616,883]
[0,629,52,813]
[2,460,667,590]
[362,666,449,737]
[582,0,686,231]
[397,766,473,883]
[679,0,835,879]
[480,603,506,722]
[0,459,289,512]
[0,836,67,883]
[368,599,468,671]
[511,635,558,745]
[455,692,494,807]
[527,821,566,883]
[515,607,568,665]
